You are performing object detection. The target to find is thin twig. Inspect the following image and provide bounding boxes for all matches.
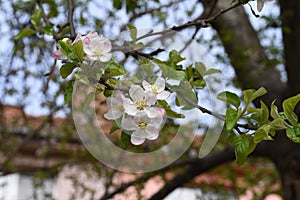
[67,0,76,38]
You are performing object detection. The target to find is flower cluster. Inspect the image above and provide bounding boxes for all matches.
[52,32,112,62]
[104,77,170,145]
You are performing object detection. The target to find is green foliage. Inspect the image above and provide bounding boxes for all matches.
[14,28,37,40]
[282,94,300,126]
[58,39,84,63]
[233,135,250,165]
[286,124,300,143]
[64,80,74,104]
[60,62,78,79]
[157,100,185,118]
[217,91,241,108]
[31,9,42,27]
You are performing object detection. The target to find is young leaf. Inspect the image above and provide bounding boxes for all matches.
[14,28,37,40]
[217,91,241,108]
[233,135,250,165]
[154,60,185,80]
[104,61,127,77]
[71,40,85,63]
[243,87,267,106]
[270,100,281,119]
[286,123,300,143]
[60,62,78,78]
[172,81,198,110]
[225,108,239,130]
[195,62,206,76]
[253,125,272,143]
[31,9,42,27]
[282,94,300,126]
[127,24,137,42]
[64,80,74,104]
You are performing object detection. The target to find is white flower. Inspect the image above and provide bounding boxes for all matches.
[123,85,158,118]
[82,32,112,62]
[104,91,125,120]
[142,77,170,100]
[121,111,164,145]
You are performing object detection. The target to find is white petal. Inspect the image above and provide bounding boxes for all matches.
[129,85,144,101]
[154,77,166,92]
[146,107,159,118]
[104,110,123,120]
[99,53,112,62]
[157,91,170,100]
[123,98,138,115]
[145,93,156,105]
[142,80,151,91]
[98,38,112,53]
[121,117,137,130]
[145,126,159,139]
[130,136,145,145]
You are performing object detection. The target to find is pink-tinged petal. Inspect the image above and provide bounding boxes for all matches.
[154,77,166,92]
[156,91,170,100]
[144,93,156,105]
[121,117,137,130]
[74,33,83,43]
[129,85,144,101]
[146,107,160,118]
[51,50,67,60]
[142,80,151,91]
[98,38,112,53]
[99,53,112,62]
[134,111,150,123]
[130,136,145,145]
[104,110,123,120]
[86,32,98,39]
[145,126,159,140]
[114,90,125,102]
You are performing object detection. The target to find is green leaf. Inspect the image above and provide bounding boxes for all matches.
[225,108,239,130]
[286,123,300,143]
[71,40,85,62]
[113,0,122,9]
[105,62,127,77]
[217,91,241,108]
[58,40,80,62]
[172,81,198,110]
[195,62,206,76]
[60,62,78,78]
[204,68,221,76]
[254,125,272,143]
[121,131,131,148]
[83,92,95,111]
[270,100,281,119]
[31,9,42,27]
[64,80,74,104]
[157,100,185,118]
[195,62,220,76]
[283,94,300,126]
[169,50,185,65]
[154,60,185,80]
[14,28,37,40]
[110,119,121,134]
[42,25,54,35]
[243,87,267,106]
[233,135,250,165]
[127,24,137,42]
[260,101,269,124]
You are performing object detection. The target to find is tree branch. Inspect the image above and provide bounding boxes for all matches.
[149,146,235,200]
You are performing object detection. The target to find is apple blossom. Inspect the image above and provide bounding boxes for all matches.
[123,85,159,118]
[82,32,112,62]
[121,111,164,145]
[104,91,125,120]
[142,77,170,100]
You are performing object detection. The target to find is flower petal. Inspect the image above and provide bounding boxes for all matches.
[154,77,166,92]
[145,126,159,139]
[144,92,156,105]
[130,136,145,145]
[129,85,144,101]
[142,80,151,91]
[123,98,138,115]
[121,116,137,130]
[99,53,112,62]
[104,110,123,120]
[156,91,170,100]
